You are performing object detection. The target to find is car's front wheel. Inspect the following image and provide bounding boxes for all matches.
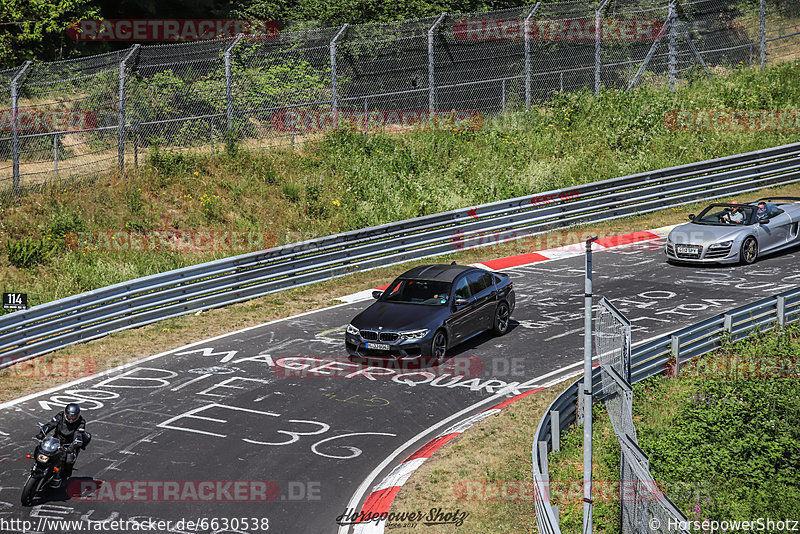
[740,236,759,265]
[492,301,510,335]
[424,330,448,366]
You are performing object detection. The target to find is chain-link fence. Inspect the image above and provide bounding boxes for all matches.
[2,0,799,202]
[595,297,689,534]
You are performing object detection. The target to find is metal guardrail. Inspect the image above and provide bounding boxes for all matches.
[531,286,800,533]
[2,141,800,368]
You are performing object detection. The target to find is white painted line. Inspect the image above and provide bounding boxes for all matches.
[373,458,427,492]
[0,299,361,411]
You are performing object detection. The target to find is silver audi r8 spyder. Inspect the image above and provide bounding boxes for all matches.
[665,197,800,264]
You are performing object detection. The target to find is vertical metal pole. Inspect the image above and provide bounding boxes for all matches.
[210,119,214,151]
[524,3,541,111]
[225,34,243,137]
[53,134,58,180]
[668,0,677,91]
[595,0,610,95]
[364,96,368,135]
[11,61,33,199]
[501,79,506,113]
[117,45,139,172]
[759,0,766,69]
[134,123,139,168]
[118,45,140,172]
[583,235,598,534]
[330,24,348,127]
[428,13,447,114]
[560,71,564,92]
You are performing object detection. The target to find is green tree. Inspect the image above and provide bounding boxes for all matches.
[0,0,101,68]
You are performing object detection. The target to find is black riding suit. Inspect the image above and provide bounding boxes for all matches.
[37,413,91,478]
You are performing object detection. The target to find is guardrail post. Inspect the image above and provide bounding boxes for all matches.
[667,0,677,91]
[550,410,560,451]
[428,13,446,114]
[670,334,681,376]
[723,313,733,334]
[330,24,348,126]
[524,3,541,111]
[538,441,549,484]
[777,296,786,326]
[10,60,33,200]
[595,0,610,95]
[225,34,243,136]
[118,45,140,173]
[759,0,766,69]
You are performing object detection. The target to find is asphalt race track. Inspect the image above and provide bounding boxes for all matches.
[1,238,799,534]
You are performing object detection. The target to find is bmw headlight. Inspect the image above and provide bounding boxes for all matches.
[708,241,733,249]
[398,329,429,340]
[346,324,360,336]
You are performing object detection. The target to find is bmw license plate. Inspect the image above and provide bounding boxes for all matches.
[676,245,699,254]
[366,343,390,351]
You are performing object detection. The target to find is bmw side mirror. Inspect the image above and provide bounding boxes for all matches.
[454,297,469,306]
[688,214,695,220]
[372,290,383,299]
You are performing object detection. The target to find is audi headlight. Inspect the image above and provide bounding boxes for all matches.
[37,454,50,463]
[346,324,360,336]
[709,241,733,249]
[399,329,429,340]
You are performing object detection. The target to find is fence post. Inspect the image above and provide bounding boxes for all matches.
[501,79,506,112]
[428,13,447,114]
[53,134,58,181]
[668,0,677,90]
[118,45,140,173]
[524,3,541,111]
[330,24,348,127]
[595,0,610,94]
[760,0,766,69]
[134,123,139,168]
[10,60,33,199]
[225,34,243,137]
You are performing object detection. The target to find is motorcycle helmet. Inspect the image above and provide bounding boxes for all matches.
[64,403,80,423]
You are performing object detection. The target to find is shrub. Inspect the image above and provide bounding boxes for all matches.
[6,237,56,268]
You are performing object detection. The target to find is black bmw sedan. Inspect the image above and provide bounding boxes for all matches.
[345,264,515,365]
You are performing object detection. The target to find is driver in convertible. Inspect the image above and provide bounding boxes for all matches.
[720,200,744,224]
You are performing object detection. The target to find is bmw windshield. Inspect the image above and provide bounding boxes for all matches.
[379,279,451,306]
[693,204,755,226]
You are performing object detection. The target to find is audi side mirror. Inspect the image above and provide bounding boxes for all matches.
[688,214,695,220]
[758,217,769,224]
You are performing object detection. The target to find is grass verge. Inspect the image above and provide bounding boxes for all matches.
[3,61,800,310]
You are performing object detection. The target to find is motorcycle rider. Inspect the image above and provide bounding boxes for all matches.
[35,403,91,485]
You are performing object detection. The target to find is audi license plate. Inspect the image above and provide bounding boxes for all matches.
[366,343,390,351]
[676,246,699,254]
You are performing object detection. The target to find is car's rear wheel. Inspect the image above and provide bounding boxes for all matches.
[493,301,510,335]
[424,330,448,367]
[740,236,759,265]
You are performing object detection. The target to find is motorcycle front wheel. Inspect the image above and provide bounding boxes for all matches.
[21,476,40,506]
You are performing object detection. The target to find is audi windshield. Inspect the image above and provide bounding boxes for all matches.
[693,204,755,226]
[379,279,451,306]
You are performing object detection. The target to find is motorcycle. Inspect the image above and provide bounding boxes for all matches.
[20,423,69,506]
